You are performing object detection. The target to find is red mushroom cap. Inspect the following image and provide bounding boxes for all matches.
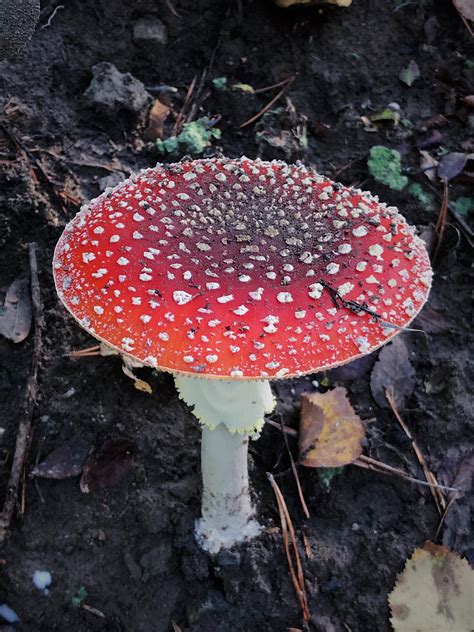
[53,157,432,380]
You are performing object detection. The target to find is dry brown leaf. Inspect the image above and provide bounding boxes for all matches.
[389,541,474,631]
[299,387,365,468]
[147,98,170,140]
[452,0,474,22]
[0,278,32,343]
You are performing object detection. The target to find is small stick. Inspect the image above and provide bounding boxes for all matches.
[278,416,310,519]
[0,244,44,542]
[434,180,449,261]
[71,345,101,358]
[253,77,296,95]
[0,123,70,214]
[172,76,197,136]
[267,473,311,624]
[81,603,106,618]
[265,419,458,492]
[354,456,457,492]
[240,77,295,128]
[385,390,446,514]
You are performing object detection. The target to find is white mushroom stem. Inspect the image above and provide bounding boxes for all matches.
[174,375,276,553]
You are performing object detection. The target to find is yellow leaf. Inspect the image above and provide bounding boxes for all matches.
[147,98,170,140]
[389,541,474,632]
[299,387,364,467]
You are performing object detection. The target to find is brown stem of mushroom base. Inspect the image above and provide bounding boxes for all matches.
[196,424,261,554]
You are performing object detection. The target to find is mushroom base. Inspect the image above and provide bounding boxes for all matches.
[196,424,262,554]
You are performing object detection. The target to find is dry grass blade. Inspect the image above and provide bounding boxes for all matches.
[277,416,310,519]
[267,473,311,624]
[354,455,457,492]
[385,389,446,515]
[240,76,295,128]
[434,180,449,260]
[172,76,197,136]
[71,345,101,358]
[0,243,44,542]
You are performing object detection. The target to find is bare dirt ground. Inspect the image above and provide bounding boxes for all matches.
[0,1,472,630]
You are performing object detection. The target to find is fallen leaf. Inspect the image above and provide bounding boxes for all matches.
[413,305,448,334]
[370,337,415,408]
[399,60,421,87]
[369,108,400,126]
[452,0,474,22]
[424,16,439,44]
[80,438,136,493]
[419,149,438,182]
[147,98,170,140]
[0,278,32,343]
[299,387,365,468]
[31,435,92,479]
[389,541,474,631]
[122,364,152,394]
[438,152,468,182]
[327,353,375,382]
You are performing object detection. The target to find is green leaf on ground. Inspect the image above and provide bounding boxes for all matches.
[399,60,420,87]
[232,83,255,94]
[368,146,408,190]
[212,76,228,91]
[156,118,221,155]
[72,586,88,608]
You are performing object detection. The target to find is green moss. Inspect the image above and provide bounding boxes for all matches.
[368,146,408,190]
[317,467,344,491]
[408,183,435,210]
[453,197,474,216]
[156,117,221,155]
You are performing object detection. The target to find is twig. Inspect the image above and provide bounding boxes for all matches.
[240,77,295,128]
[0,123,70,214]
[81,603,106,618]
[163,0,180,18]
[278,416,310,519]
[354,455,457,492]
[433,493,459,543]
[40,4,64,28]
[253,77,296,95]
[172,76,197,136]
[71,345,101,358]
[385,389,446,515]
[265,419,458,493]
[0,244,44,542]
[267,473,311,624]
[434,180,449,261]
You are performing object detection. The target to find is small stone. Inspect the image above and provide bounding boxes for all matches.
[83,62,150,116]
[133,17,168,46]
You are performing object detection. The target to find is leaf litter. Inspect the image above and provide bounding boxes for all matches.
[299,387,365,468]
[0,277,32,343]
[31,434,92,479]
[80,438,136,493]
[389,541,474,632]
[370,337,415,409]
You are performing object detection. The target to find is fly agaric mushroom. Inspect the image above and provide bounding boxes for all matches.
[53,157,432,553]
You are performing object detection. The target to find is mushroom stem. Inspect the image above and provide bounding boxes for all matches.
[174,376,276,552]
[197,424,261,554]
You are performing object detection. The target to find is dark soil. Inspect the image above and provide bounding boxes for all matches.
[0,1,472,630]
